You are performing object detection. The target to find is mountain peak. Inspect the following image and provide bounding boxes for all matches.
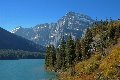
[11,26,22,33]
[66,12,91,18]
[66,11,76,16]
[64,12,93,23]
[12,12,94,47]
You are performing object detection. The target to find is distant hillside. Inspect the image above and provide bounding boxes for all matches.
[0,27,45,52]
[11,12,94,47]
[0,49,44,60]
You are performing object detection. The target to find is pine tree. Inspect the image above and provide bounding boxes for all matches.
[95,18,100,34]
[99,33,106,56]
[75,38,82,63]
[59,35,66,70]
[65,34,75,68]
[81,38,86,60]
[45,45,51,67]
[84,28,93,58]
[114,27,119,44]
[56,48,62,69]
[45,45,56,68]
[109,26,116,40]
[50,45,56,67]
[105,18,109,26]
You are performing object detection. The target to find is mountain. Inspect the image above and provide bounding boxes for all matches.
[11,12,94,47]
[0,27,45,52]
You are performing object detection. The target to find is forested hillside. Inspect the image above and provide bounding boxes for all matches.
[0,27,45,59]
[0,27,45,52]
[45,19,120,80]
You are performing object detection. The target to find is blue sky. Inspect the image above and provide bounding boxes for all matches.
[0,0,120,31]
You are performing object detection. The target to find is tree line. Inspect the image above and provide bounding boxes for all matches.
[45,19,120,75]
[0,49,44,60]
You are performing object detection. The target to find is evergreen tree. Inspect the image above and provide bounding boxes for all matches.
[75,38,82,63]
[45,45,56,68]
[81,39,86,60]
[109,26,116,40]
[65,34,75,68]
[56,48,62,69]
[45,45,51,67]
[99,33,106,56]
[95,18,100,34]
[59,35,66,69]
[84,28,93,58]
[114,27,119,44]
[105,18,109,26]
[50,45,56,67]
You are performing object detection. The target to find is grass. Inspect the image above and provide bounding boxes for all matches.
[99,46,120,79]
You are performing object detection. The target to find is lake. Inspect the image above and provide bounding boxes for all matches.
[0,59,57,80]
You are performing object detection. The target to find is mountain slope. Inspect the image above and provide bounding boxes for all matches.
[59,41,120,80]
[11,12,94,46]
[0,27,45,52]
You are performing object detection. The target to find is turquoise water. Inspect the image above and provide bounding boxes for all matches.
[0,59,57,80]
